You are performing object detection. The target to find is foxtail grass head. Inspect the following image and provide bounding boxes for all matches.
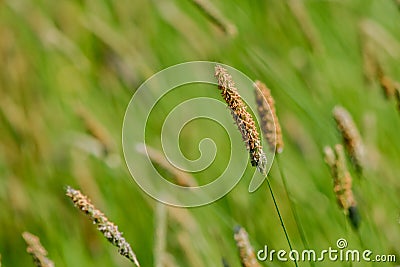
[66,186,140,266]
[22,232,55,267]
[214,65,267,174]
[333,106,365,173]
[324,145,360,229]
[254,80,284,154]
[233,226,262,267]
[379,74,396,99]
[375,64,400,100]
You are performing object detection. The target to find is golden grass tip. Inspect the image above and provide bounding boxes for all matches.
[233,226,261,267]
[215,65,267,174]
[66,186,140,266]
[22,232,55,267]
[333,106,365,173]
[254,80,284,154]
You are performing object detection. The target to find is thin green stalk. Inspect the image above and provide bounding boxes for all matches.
[154,203,167,267]
[276,155,314,267]
[266,178,299,267]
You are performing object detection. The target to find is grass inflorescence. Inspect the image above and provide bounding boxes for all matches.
[22,232,55,267]
[215,65,267,174]
[254,80,284,154]
[333,106,365,174]
[66,186,140,266]
[233,226,261,267]
[324,145,360,229]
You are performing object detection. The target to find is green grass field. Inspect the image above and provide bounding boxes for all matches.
[1,0,400,266]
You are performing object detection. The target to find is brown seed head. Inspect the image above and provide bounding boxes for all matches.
[66,186,140,266]
[380,76,395,99]
[22,232,55,267]
[254,80,284,154]
[215,65,267,174]
[334,145,356,210]
[323,146,335,168]
[324,145,356,212]
[233,226,261,267]
[378,69,397,99]
[333,106,365,173]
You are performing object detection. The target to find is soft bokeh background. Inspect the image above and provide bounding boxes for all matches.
[0,0,399,266]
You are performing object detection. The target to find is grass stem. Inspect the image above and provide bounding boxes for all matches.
[266,178,298,267]
[276,155,314,267]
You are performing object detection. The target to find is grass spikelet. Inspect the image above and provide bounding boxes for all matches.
[136,144,198,187]
[333,106,365,173]
[233,226,261,267]
[324,145,360,229]
[376,65,399,99]
[379,74,396,99]
[254,80,284,154]
[22,232,55,267]
[323,146,336,168]
[359,19,400,59]
[65,186,140,266]
[190,0,237,36]
[215,65,266,174]
[359,41,399,100]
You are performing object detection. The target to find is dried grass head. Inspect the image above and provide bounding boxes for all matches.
[215,65,267,174]
[254,80,284,154]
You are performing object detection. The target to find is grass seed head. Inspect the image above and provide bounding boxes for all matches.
[66,186,140,266]
[254,80,284,154]
[22,232,55,267]
[379,75,396,99]
[215,65,267,174]
[324,145,359,229]
[233,226,261,267]
[333,106,365,173]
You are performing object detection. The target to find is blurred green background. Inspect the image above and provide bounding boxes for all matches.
[0,0,399,266]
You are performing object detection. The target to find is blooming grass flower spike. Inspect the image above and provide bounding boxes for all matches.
[215,65,267,174]
[254,80,284,154]
[22,232,55,267]
[66,186,140,266]
[233,226,262,267]
[333,106,365,173]
[324,145,360,229]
